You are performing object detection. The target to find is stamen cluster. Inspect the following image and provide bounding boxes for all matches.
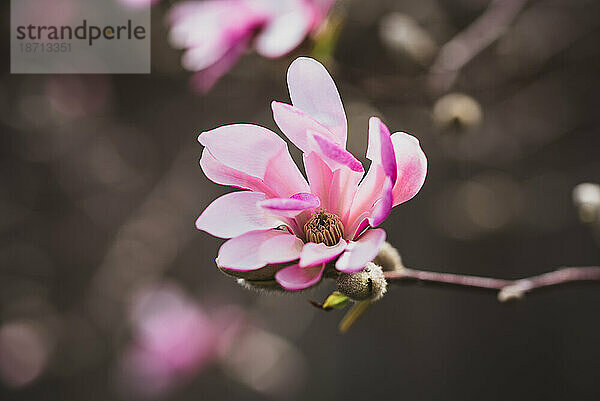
[304,211,344,246]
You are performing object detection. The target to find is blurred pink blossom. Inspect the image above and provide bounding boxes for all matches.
[168,0,336,93]
[45,76,112,120]
[196,57,428,290]
[0,321,53,388]
[118,283,243,399]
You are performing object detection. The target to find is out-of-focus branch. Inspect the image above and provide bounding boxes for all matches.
[384,266,600,301]
[428,0,529,92]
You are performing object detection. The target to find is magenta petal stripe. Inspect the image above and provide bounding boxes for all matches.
[309,133,364,173]
[367,117,397,184]
[389,132,427,206]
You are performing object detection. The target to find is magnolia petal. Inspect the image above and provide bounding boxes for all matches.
[308,133,363,173]
[287,57,347,145]
[189,36,250,94]
[349,216,370,241]
[303,152,334,211]
[328,167,363,226]
[199,124,308,197]
[344,118,397,230]
[368,177,393,227]
[200,148,271,193]
[271,102,338,153]
[218,262,286,283]
[259,193,320,210]
[181,41,230,73]
[217,229,303,270]
[263,149,311,198]
[290,192,320,202]
[258,193,320,218]
[299,239,347,267]
[335,228,386,273]
[169,2,236,48]
[346,164,387,233]
[196,192,283,238]
[170,1,258,66]
[199,124,287,179]
[390,132,427,206]
[255,9,312,58]
[367,117,397,184]
[275,263,325,291]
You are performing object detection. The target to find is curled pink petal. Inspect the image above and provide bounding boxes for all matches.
[198,124,287,178]
[258,193,320,218]
[390,132,428,206]
[368,177,393,227]
[335,228,386,273]
[275,264,325,291]
[346,127,426,233]
[217,229,304,270]
[346,164,386,233]
[299,239,347,267]
[309,133,363,173]
[199,124,308,197]
[350,216,370,241]
[367,117,397,184]
[287,57,347,145]
[196,192,283,238]
[271,102,338,153]
[291,192,319,202]
[200,148,270,193]
[259,193,319,210]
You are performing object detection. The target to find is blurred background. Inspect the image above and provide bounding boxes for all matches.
[1,0,600,400]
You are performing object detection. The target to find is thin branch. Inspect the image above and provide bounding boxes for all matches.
[428,0,529,92]
[384,266,600,301]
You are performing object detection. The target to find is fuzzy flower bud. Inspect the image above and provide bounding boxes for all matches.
[372,241,403,271]
[572,183,600,224]
[379,13,438,67]
[336,263,387,302]
[433,92,483,134]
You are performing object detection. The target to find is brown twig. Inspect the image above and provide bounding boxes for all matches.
[384,266,600,301]
[428,0,529,92]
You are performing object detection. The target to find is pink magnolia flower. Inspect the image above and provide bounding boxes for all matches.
[168,0,335,93]
[196,57,427,291]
